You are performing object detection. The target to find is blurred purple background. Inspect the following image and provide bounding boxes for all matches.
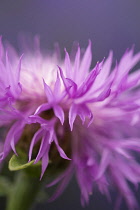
[0,0,140,209]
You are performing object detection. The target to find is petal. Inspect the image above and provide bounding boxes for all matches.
[69,103,78,131]
[40,144,50,179]
[34,103,51,115]
[93,51,113,89]
[76,62,100,97]
[43,80,54,103]
[54,71,61,98]
[64,49,72,78]
[29,128,44,161]
[80,40,92,77]
[2,120,25,159]
[58,66,77,97]
[53,104,64,124]
[34,131,50,163]
[73,46,80,82]
[69,103,93,130]
[96,149,110,180]
[54,135,71,160]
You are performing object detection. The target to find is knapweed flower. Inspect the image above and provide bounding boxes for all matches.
[0,36,140,209]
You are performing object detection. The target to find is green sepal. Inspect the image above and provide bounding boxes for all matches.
[8,149,41,171]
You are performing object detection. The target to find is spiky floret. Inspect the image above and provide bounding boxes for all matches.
[0,37,140,209]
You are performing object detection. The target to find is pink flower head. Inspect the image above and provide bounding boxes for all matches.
[0,37,140,209]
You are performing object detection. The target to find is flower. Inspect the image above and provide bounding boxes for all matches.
[0,36,140,209]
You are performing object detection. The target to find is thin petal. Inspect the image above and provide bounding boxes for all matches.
[64,49,72,78]
[54,135,71,160]
[80,40,92,76]
[40,145,50,179]
[29,128,44,161]
[96,149,110,180]
[53,105,64,124]
[43,80,54,103]
[34,131,50,163]
[34,103,51,115]
[69,103,77,131]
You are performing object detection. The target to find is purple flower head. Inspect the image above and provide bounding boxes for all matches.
[0,37,140,209]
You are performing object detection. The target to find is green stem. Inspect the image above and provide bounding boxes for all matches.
[6,171,41,210]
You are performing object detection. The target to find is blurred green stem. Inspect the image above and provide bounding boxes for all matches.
[6,171,41,210]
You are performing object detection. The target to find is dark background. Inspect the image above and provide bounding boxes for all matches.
[0,0,140,209]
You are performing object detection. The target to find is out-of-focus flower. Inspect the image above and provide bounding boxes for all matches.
[0,36,140,209]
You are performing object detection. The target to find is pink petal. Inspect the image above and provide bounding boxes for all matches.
[53,104,64,124]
